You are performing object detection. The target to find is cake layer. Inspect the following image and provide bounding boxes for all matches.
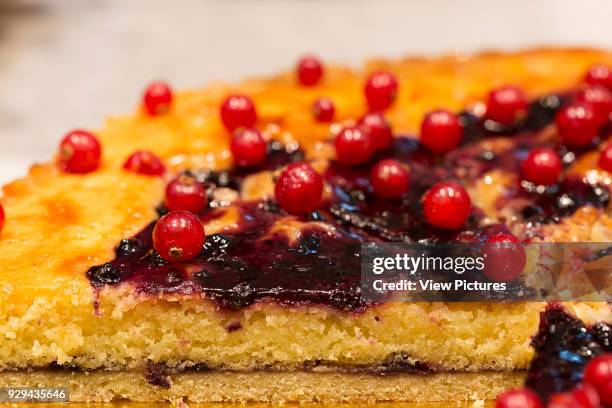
[9,402,497,408]
[0,369,523,403]
[1,49,612,404]
[1,282,609,372]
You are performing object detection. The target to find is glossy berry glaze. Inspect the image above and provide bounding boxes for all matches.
[88,92,610,312]
[525,304,611,403]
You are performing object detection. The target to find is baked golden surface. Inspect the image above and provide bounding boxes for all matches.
[0,48,611,403]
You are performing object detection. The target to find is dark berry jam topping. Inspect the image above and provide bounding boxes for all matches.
[525,304,611,403]
[91,203,366,311]
[515,176,610,226]
[88,92,611,312]
[87,263,122,285]
[143,360,172,389]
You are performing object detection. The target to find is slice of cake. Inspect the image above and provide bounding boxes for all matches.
[0,48,610,404]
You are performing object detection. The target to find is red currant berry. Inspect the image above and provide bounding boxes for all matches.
[123,151,165,176]
[598,144,612,172]
[571,384,600,408]
[274,162,323,214]
[143,81,173,116]
[556,102,600,148]
[359,112,393,151]
[370,159,410,199]
[598,380,612,406]
[495,388,543,408]
[364,71,398,111]
[420,109,463,154]
[0,203,5,234]
[576,85,612,125]
[483,233,526,282]
[584,353,612,396]
[165,176,208,214]
[487,233,520,243]
[312,98,335,122]
[230,128,267,167]
[547,393,581,408]
[297,56,323,86]
[485,85,528,125]
[521,148,562,186]
[334,126,374,165]
[153,211,206,262]
[220,94,257,132]
[58,129,102,173]
[585,64,612,91]
[423,181,472,230]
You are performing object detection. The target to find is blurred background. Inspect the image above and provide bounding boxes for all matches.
[1,0,612,184]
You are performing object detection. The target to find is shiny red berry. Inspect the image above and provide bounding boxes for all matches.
[420,109,463,154]
[274,163,323,214]
[485,85,528,125]
[576,85,612,125]
[521,148,562,186]
[495,388,543,408]
[165,176,208,214]
[585,64,612,91]
[312,98,335,122]
[548,392,581,408]
[153,211,206,262]
[571,384,600,408]
[423,181,472,230]
[556,102,600,148]
[483,233,526,282]
[334,126,374,165]
[598,380,612,406]
[359,112,393,151]
[370,159,410,199]
[143,81,173,116]
[297,56,323,86]
[364,71,398,111]
[230,128,267,167]
[123,151,165,176]
[584,353,612,397]
[0,203,5,234]
[487,233,520,243]
[220,95,257,132]
[58,129,102,173]
[598,144,612,172]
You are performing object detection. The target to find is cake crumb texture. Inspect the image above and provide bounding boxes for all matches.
[0,370,523,403]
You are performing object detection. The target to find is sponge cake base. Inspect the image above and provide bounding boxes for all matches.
[0,370,523,403]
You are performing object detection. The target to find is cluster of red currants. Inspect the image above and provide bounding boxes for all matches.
[495,353,612,408]
[7,60,609,260]
[522,65,612,186]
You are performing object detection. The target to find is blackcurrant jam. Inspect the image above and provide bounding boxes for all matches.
[525,304,611,402]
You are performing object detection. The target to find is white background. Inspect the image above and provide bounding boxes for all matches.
[1,0,612,184]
